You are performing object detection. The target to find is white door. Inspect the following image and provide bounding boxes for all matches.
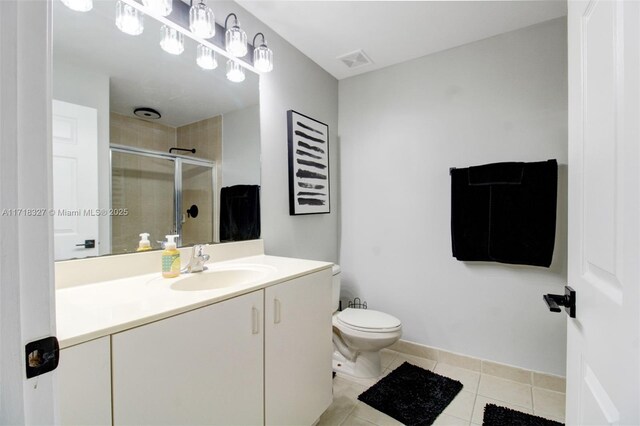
[566,1,639,424]
[52,100,99,260]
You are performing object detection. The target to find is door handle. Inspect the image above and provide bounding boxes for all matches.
[251,307,259,334]
[543,286,576,318]
[75,239,95,249]
[274,298,281,324]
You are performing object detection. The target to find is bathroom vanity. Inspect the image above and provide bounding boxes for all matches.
[55,241,333,425]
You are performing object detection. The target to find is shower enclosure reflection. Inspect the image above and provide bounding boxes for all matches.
[111,146,216,254]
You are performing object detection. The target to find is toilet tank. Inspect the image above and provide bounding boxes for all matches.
[332,264,341,312]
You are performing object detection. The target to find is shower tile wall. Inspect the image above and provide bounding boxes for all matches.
[110,113,222,253]
[177,116,222,245]
[110,112,177,151]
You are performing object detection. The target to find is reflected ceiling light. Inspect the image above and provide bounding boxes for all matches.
[141,0,172,17]
[115,0,144,36]
[224,13,247,58]
[226,60,245,83]
[61,0,93,12]
[160,25,184,55]
[189,0,215,39]
[197,44,218,70]
[252,32,273,73]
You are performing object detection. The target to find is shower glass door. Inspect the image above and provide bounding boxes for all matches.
[110,146,216,254]
[111,150,176,254]
[180,161,215,247]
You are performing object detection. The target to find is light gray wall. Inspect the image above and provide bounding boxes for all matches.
[222,104,261,187]
[338,18,568,375]
[52,58,111,255]
[232,3,340,262]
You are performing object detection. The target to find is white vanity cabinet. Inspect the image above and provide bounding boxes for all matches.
[111,290,264,425]
[265,268,333,425]
[56,263,333,425]
[56,336,112,426]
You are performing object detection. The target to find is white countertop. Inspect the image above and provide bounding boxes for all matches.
[56,255,332,349]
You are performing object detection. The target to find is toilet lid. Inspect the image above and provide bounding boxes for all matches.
[336,308,401,331]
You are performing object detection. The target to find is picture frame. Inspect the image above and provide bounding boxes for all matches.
[287,110,330,215]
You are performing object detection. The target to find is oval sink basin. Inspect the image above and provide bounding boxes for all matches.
[170,265,274,291]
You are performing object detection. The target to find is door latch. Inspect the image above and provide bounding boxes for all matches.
[543,286,576,318]
[25,336,60,379]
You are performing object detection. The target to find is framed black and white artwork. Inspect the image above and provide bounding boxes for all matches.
[287,110,330,215]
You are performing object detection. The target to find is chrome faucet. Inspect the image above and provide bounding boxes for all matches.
[182,244,210,273]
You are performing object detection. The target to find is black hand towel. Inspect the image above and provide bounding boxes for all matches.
[451,159,557,267]
[220,185,261,242]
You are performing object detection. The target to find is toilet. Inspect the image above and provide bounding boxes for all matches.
[331,264,402,378]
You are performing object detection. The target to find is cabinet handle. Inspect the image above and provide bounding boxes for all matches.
[252,307,259,334]
[274,298,281,324]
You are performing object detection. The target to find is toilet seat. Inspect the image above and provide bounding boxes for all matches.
[335,308,401,333]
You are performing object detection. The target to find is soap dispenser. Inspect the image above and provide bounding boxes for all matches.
[162,235,180,278]
[137,233,152,252]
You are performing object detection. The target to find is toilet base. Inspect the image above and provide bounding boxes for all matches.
[332,349,383,379]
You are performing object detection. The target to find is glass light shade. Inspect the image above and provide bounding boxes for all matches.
[115,1,144,36]
[225,25,248,57]
[160,26,184,55]
[197,44,218,70]
[61,0,93,12]
[141,0,172,17]
[253,44,273,72]
[189,1,215,39]
[226,60,245,83]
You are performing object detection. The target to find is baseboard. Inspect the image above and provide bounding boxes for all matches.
[389,339,565,393]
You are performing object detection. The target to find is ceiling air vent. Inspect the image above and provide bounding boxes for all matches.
[337,49,373,69]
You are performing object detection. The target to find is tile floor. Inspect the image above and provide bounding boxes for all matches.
[318,350,565,426]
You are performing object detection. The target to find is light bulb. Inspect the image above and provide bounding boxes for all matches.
[225,23,247,57]
[226,60,245,83]
[160,25,184,55]
[115,1,144,36]
[253,43,273,73]
[61,0,92,12]
[141,0,172,17]
[197,44,218,70]
[189,1,215,39]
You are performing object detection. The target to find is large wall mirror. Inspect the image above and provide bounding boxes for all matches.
[52,0,261,261]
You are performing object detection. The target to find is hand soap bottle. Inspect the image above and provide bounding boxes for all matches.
[162,235,181,278]
[137,233,152,252]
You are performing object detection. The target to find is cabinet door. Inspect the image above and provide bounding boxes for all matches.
[56,337,112,425]
[265,269,333,425]
[112,291,264,425]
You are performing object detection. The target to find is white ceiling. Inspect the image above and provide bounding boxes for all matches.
[237,1,567,80]
[53,0,259,128]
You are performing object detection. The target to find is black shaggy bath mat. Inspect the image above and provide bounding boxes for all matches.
[357,362,463,425]
[483,404,564,426]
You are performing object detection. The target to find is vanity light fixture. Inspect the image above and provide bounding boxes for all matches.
[224,13,248,58]
[61,0,93,12]
[196,44,218,70]
[141,0,172,17]
[226,60,245,83]
[189,0,215,39]
[160,25,184,55]
[252,33,273,73]
[116,0,144,36]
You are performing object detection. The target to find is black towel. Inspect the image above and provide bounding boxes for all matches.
[451,160,557,267]
[220,185,261,242]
